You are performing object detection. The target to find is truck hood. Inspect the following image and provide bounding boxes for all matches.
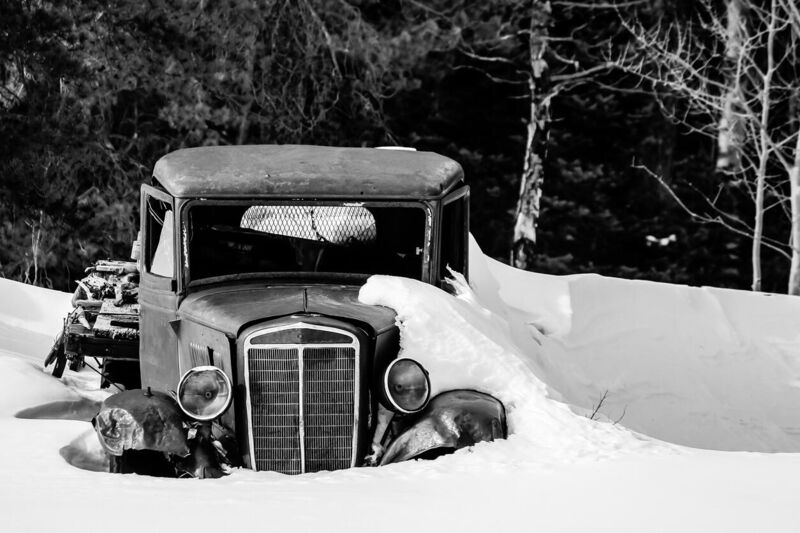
[177,284,396,337]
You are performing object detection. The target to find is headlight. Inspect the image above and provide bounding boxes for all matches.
[383,358,430,414]
[177,366,232,421]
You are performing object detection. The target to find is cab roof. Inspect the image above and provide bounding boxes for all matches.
[152,145,464,200]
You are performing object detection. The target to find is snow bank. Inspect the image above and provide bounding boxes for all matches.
[0,279,105,416]
[469,239,800,452]
[0,357,82,417]
[0,278,71,362]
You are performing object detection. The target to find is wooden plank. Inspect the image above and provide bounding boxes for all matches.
[99,299,140,316]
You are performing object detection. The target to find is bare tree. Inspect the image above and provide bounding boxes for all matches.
[511,1,627,269]
[397,1,629,270]
[621,0,800,292]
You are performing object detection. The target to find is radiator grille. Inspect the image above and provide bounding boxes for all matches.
[303,347,356,473]
[248,347,302,474]
[245,326,358,475]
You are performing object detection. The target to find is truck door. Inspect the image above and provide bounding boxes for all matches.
[138,185,181,391]
[438,186,470,285]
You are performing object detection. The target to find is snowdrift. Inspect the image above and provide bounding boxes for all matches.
[466,239,800,452]
[0,277,71,362]
[360,272,652,464]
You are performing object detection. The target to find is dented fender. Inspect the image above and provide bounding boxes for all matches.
[92,389,189,457]
[380,390,507,465]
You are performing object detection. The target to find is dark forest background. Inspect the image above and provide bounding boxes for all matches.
[1,0,793,293]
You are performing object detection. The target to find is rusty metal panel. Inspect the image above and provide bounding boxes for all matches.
[153,145,463,200]
[138,295,179,394]
[178,285,395,337]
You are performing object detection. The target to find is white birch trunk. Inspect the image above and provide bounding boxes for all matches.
[751,1,777,292]
[788,125,800,295]
[717,0,744,171]
[511,0,551,270]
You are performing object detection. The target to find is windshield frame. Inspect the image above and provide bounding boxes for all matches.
[179,198,434,290]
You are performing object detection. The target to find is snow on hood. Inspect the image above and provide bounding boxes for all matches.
[359,268,654,461]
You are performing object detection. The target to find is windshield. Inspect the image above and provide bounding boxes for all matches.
[187,203,427,282]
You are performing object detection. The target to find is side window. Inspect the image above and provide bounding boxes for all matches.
[440,192,468,281]
[145,195,174,278]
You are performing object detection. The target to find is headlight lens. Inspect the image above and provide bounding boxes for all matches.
[383,358,430,414]
[177,366,232,421]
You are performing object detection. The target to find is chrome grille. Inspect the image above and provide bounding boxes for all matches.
[244,324,359,474]
[248,347,302,474]
[303,347,356,472]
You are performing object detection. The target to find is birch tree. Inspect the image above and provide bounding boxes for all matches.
[777,0,800,294]
[512,1,553,269]
[788,122,800,294]
[716,0,745,171]
[404,0,624,270]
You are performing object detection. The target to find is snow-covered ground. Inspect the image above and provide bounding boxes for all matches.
[2,239,800,532]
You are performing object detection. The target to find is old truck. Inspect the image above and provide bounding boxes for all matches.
[51,145,507,477]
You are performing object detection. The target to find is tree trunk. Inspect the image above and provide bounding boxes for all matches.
[788,123,800,295]
[511,1,551,270]
[751,0,777,292]
[716,0,744,172]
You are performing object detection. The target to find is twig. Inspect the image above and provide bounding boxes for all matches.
[553,0,648,8]
[550,62,615,83]
[588,390,609,420]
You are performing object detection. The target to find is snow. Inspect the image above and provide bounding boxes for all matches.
[0,277,72,361]
[359,271,654,462]
[471,243,800,452]
[2,242,800,531]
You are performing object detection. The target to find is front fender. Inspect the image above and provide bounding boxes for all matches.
[93,389,238,478]
[92,389,189,457]
[380,390,506,465]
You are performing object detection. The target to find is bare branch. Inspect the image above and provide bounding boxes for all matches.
[613,405,627,425]
[588,390,609,421]
[458,49,517,65]
[634,162,792,261]
[553,0,648,8]
[551,62,615,83]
